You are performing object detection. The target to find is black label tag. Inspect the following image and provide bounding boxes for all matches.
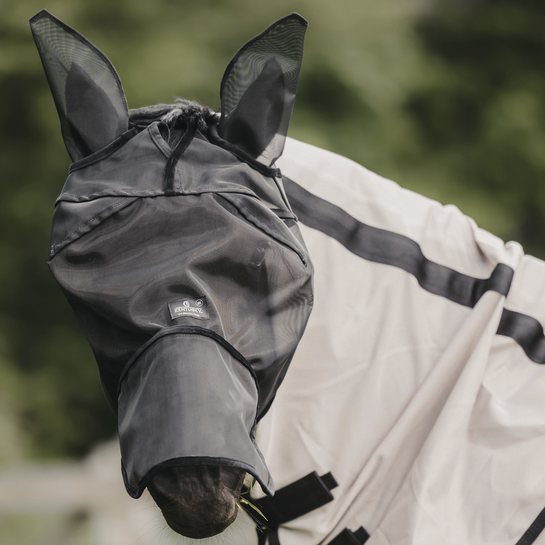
[168,297,209,321]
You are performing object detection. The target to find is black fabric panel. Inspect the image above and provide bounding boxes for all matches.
[49,196,138,258]
[283,176,513,308]
[51,192,313,414]
[497,310,545,364]
[515,506,545,545]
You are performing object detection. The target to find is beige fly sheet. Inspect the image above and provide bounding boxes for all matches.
[247,137,545,545]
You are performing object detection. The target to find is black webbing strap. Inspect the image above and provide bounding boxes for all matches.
[516,506,545,545]
[327,526,370,545]
[240,471,338,545]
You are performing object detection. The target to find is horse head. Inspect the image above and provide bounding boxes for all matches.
[30,11,312,538]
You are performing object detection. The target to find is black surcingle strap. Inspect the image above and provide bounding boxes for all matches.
[241,472,338,545]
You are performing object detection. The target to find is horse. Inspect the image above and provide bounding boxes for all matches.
[31,9,312,540]
[30,9,545,545]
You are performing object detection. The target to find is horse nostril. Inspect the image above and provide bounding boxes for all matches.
[147,465,246,538]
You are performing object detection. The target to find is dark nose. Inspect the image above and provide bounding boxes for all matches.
[147,465,246,539]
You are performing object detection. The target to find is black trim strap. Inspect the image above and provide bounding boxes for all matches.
[240,471,338,545]
[282,176,513,308]
[68,126,139,174]
[208,123,282,179]
[497,309,545,364]
[283,177,545,365]
[515,506,545,545]
[117,325,258,396]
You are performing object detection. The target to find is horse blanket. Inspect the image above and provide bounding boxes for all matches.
[244,136,545,545]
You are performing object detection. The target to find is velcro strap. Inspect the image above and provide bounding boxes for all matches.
[328,527,370,545]
[241,470,338,545]
[252,471,337,527]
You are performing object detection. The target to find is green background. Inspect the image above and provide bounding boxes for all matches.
[1,0,545,463]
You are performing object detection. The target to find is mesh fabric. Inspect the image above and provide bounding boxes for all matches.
[35,8,313,499]
[219,14,307,166]
[30,10,128,161]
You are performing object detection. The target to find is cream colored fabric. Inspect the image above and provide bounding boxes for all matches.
[249,138,545,544]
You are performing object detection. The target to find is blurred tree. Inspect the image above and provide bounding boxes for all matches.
[405,0,545,257]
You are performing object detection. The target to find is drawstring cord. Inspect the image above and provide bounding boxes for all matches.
[164,121,197,195]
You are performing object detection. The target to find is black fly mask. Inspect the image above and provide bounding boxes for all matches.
[31,10,312,498]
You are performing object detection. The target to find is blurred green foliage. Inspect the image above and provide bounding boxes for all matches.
[406,0,545,256]
[1,0,544,460]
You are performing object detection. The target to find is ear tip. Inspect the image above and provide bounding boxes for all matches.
[285,12,309,27]
[30,10,74,40]
[29,9,54,26]
[263,13,308,36]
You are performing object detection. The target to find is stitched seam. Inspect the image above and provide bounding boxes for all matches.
[50,197,134,257]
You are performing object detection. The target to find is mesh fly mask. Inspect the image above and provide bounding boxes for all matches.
[30,10,312,498]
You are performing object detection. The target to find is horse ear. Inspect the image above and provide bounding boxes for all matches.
[30,10,129,162]
[218,13,307,167]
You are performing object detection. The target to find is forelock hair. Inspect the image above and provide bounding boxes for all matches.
[129,99,219,146]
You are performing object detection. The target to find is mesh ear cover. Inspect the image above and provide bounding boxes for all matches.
[219,13,307,167]
[30,10,128,162]
[222,58,285,159]
[33,9,314,499]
